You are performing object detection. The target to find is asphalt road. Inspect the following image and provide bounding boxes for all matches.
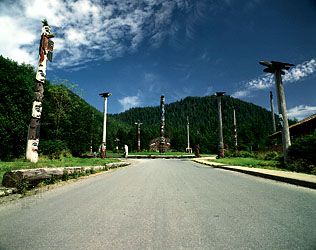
[0,159,315,250]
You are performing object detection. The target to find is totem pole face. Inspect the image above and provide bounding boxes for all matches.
[26,20,54,163]
[43,25,51,36]
[36,69,46,83]
[32,101,42,119]
[26,139,39,163]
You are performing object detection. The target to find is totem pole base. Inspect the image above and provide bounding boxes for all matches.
[26,139,39,163]
[217,149,224,158]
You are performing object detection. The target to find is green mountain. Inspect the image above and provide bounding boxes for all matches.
[0,55,277,159]
[108,96,277,153]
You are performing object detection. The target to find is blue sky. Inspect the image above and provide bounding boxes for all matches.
[0,0,315,120]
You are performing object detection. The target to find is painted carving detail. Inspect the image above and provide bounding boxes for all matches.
[26,19,54,163]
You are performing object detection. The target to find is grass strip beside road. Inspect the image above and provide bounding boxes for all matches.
[129,151,194,156]
[212,157,286,171]
[0,157,119,185]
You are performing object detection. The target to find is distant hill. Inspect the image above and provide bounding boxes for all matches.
[108,95,278,153]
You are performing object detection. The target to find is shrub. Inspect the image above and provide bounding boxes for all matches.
[263,151,280,160]
[39,140,70,159]
[286,132,316,174]
[225,150,255,158]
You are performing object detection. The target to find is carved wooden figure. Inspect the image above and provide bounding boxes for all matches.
[159,95,166,153]
[26,20,54,163]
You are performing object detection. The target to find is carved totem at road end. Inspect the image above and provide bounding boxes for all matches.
[26,20,54,163]
[159,95,166,153]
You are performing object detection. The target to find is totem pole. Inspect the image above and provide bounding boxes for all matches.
[233,108,238,151]
[269,91,276,133]
[260,61,294,163]
[159,95,166,153]
[26,19,54,163]
[186,116,192,153]
[135,121,142,152]
[216,92,225,158]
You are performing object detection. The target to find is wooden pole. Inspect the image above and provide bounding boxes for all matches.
[270,91,276,133]
[233,108,238,151]
[159,95,166,153]
[135,121,142,152]
[274,69,291,162]
[26,19,54,163]
[216,92,225,158]
[259,60,294,164]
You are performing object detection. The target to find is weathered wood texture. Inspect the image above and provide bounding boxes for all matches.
[2,162,129,188]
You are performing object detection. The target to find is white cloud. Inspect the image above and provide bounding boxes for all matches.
[232,59,316,98]
[287,105,316,121]
[0,16,36,65]
[118,95,141,112]
[0,0,189,69]
[284,59,316,83]
[232,90,250,98]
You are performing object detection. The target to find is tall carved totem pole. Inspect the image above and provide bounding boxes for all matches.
[159,95,166,153]
[26,19,54,163]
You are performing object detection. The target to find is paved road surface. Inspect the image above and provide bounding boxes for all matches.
[0,159,315,249]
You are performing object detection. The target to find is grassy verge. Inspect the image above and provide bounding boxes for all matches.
[212,157,285,171]
[128,151,195,156]
[0,157,119,185]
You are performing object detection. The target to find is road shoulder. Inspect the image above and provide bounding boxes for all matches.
[193,157,316,189]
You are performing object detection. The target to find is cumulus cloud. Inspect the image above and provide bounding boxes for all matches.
[0,0,189,69]
[118,95,141,112]
[232,59,316,98]
[287,105,316,121]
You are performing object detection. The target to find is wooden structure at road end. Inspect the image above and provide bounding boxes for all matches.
[26,19,54,163]
[186,116,192,153]
[135,121,143,152]
[269,113,316,140]
[149,137,171,152]
[159,95,166,153]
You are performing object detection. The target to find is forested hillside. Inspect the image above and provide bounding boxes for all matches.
[0,56,103,159]
[109,96,277,153]
[0,55,278,160]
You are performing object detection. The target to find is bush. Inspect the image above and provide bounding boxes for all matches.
[39,140,70,159]
[263,151,280,160]
[225,150,255,158]
[286,132,316,174]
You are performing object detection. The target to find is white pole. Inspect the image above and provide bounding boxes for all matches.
[187,116,190,149]
[99,92,111,158]
[233,108,238,149]
[102,97,107,145]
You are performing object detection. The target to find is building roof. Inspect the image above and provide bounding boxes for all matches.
[269,113,316,139]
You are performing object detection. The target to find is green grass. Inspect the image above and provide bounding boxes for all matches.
[128,151,195,156]
[0,157,119,185]
[212,157,285,171]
